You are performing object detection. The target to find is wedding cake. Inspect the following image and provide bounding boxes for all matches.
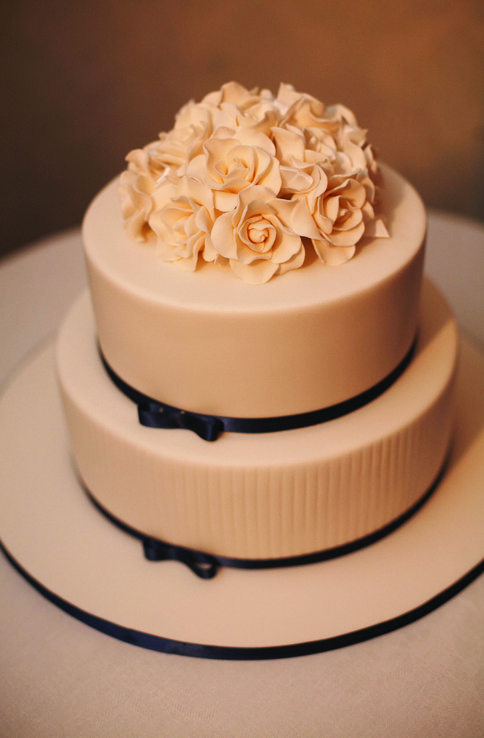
[2,83,482,660]
[57,83,456,570]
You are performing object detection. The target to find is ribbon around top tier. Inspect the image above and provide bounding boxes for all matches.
[138,401,224,442]
[100,340,415,442]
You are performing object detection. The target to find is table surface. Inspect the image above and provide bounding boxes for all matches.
[1,212,484,738]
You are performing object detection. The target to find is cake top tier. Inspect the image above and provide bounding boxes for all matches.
[118,82,388,284]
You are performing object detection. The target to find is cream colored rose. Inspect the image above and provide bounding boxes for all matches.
[125,143,169,179]
[118,169,156,241]
[169,102,214,168]
[280,91,336,134]
[271,125,333,197]
[187,128,282,211]
[311,176,365,262]
[307,174,375,265]
[199,83,281,136]
[211,185,305,284]
[120,83,388,282]
[276,167,385,265]
[148,177,217,269]
[141,116,214,175]
[272,116,371,185]
[201,81,262,110]
[154,126,211,172]
[174,97,213,131]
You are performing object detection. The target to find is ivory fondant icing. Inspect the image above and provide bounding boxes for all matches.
[1,337,482,656]
[83,164,426,418]
[57,279,457,560]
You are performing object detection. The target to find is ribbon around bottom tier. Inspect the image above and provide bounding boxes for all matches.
[83,461,444,580]
[100,339,416,442]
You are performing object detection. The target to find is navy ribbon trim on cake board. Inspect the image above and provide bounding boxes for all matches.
[100,339,416,442]
[83,460,446,580]
[1,533,482,661]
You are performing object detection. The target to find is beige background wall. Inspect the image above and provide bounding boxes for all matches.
[2,0,483,259]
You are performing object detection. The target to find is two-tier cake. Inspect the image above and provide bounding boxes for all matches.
[1,83,483,659]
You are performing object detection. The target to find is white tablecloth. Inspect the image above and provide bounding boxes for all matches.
[1,213,484,737]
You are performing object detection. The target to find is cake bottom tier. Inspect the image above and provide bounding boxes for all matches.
[57,279,458,561]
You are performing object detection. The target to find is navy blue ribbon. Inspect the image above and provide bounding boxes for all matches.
[101,339,415,442]
[2,535,482,659]
[85,461,443,580]
[138,401,224,442]
[142,538,218,580]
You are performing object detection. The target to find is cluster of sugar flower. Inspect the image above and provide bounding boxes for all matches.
[119,82,388,284]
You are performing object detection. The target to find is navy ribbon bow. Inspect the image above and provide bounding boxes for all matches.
[101,340,415,442]
[142,537,219,579]
[138,400,224,442]
[100,353,225,441]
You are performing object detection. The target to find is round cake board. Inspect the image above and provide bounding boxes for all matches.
[0,339,483,660]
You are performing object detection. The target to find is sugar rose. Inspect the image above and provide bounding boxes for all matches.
[119,82,388,283]
[211,185,304,284]
[118,169,156,241]
[148,176,217,269]
[187,128,282,212]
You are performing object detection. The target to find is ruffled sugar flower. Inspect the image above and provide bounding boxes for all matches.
[148,176,217,270]
[119,82,388,283]
[118,168,156,242]
[278,168,380,265]
[211,185,304,284]
[187,127,282,212]
[199,81,278,135]
[309,174,369,265]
